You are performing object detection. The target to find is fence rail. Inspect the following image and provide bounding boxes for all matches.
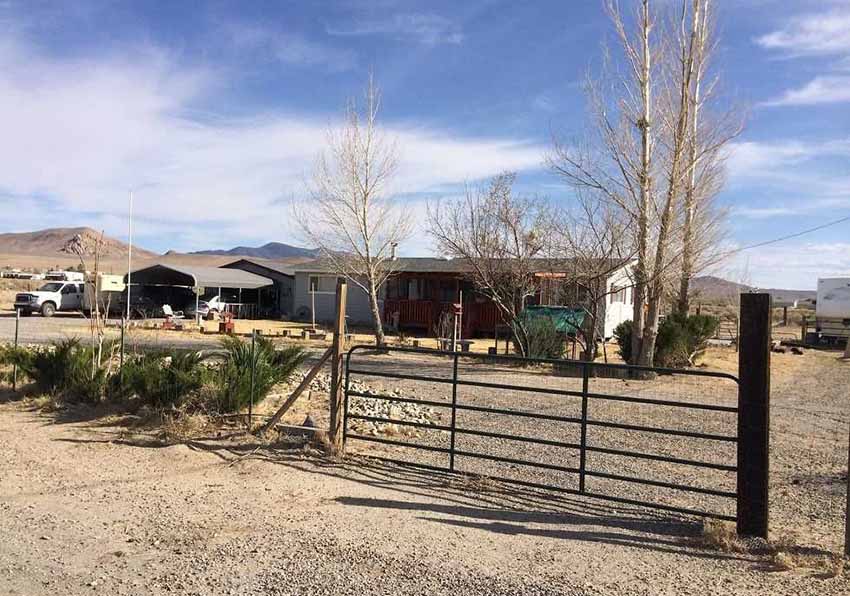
[344,344,741,522]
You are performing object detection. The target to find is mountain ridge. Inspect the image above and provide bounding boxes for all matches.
[189,242,322,260]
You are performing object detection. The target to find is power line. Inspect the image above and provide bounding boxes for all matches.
[726,212,850,257]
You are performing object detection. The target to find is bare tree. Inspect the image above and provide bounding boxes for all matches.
[675,0,742,315]
[549,0,737,366]
[550,197,635,361]
[427,172,549,357]
[64,232,114,379]
[549,0,657,364]
[295,76,411,345]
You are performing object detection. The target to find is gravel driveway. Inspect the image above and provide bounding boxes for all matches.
[1,346,849,595]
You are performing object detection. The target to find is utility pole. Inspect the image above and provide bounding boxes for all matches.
[126,190,133,322]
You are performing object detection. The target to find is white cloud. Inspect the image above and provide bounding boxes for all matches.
[720,242,850,290]
[727,139,850,178]
[326,13,463,45]
[756,10,850,56]
[761,75,850,106]
[0,37,544,252]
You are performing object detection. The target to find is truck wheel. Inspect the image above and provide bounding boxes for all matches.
[41,302,56,318]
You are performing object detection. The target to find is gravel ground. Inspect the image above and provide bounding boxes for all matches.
[1,345,849,595]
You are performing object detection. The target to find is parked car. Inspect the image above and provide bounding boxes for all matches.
[14,282,84,317]
[185,295,229,319]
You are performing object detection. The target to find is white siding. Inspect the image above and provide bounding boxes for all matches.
[603,264,635,338]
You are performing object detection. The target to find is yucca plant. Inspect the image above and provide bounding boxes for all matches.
[117,350,207,408]
[213,336,305,413]
[0,338,109,403]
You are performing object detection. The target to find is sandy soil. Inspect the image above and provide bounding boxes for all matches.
[1,347,849,595]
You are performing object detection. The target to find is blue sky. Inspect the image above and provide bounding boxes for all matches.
[0,0,848,289]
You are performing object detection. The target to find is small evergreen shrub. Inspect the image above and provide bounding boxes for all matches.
[613,314,719,368]
[521,316,566,360]
[117,350,207,408]
[213,336,305,413]
[613,320,633,363]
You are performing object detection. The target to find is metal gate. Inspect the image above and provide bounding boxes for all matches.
[344,345,744,522]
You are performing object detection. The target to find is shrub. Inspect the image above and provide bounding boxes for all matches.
[213,336,305,413]
[1,338,108,402]
[613,314,719,368]
[521,316,565,360]
[655,313,719,368]
[116,350,207,408]
[613,320,633,363]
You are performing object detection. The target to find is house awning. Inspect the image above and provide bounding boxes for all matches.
[124,264,273,290]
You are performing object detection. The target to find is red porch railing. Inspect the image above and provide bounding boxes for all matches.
[385,299,505,336]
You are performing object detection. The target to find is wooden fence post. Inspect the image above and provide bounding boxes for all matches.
[329,278,348,453]
[737,292,771,538]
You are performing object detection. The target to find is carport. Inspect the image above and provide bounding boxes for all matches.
[124,264,273,320]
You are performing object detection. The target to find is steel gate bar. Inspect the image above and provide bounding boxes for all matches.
[579,361,589,494]
[342,344,740,522]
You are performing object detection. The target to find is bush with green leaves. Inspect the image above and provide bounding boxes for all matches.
[213,336,305,413]
[613,314,719,368]
[0,338,109,403]
[655,313,719,368]
[613,320,634,363]
[115,350,207,408]
[519,316,566,360]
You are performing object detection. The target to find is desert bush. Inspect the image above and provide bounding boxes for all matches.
[1,338,109,402]
[613,320,633,363]
[115,350,207,408]
[212,336,305,413]
[614,313,719,368]
[520,316,565,359]
[655,313,719,368]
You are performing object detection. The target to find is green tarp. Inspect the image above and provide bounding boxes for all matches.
[518,305,586,334]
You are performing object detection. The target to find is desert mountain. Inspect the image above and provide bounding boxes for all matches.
[0,227,156,260]
[691,275,816,303]
[190,242,321,259]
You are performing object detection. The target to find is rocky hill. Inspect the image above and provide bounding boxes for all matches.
[0,227,156,260]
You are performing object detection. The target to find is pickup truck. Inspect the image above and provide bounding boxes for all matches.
[14,281,85,317]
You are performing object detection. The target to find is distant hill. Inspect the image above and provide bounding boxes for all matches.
[691,275,816,304]
[189,242,321,260]
[0,227,156,260]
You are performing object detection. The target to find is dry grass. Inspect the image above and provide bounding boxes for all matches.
[443,473,500,493]
[158,412,214,443]
[698,520,846,577]
[698,519,749,553]
[27,393,61,412]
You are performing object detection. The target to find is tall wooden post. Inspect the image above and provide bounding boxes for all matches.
[737,293,771,538]
[329,278,348,452]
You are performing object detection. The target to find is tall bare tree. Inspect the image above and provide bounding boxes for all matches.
[427,172,549,357]
[675,0,742,315]
[549,0,738,366]
[295,77,411,345]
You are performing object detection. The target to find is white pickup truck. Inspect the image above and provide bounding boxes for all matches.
[14,281,85,317]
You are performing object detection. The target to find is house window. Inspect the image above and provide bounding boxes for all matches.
[309,275,338,293]
[610,285,627,304]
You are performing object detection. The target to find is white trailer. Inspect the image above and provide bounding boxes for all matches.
[812,277,850,344]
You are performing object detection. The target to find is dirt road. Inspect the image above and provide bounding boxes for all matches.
[2,347,850,595]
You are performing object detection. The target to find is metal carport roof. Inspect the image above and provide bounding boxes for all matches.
[124,264,273,289]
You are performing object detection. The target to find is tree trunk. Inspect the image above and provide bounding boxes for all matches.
[631,0,653,366]
[367,282,385,346]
